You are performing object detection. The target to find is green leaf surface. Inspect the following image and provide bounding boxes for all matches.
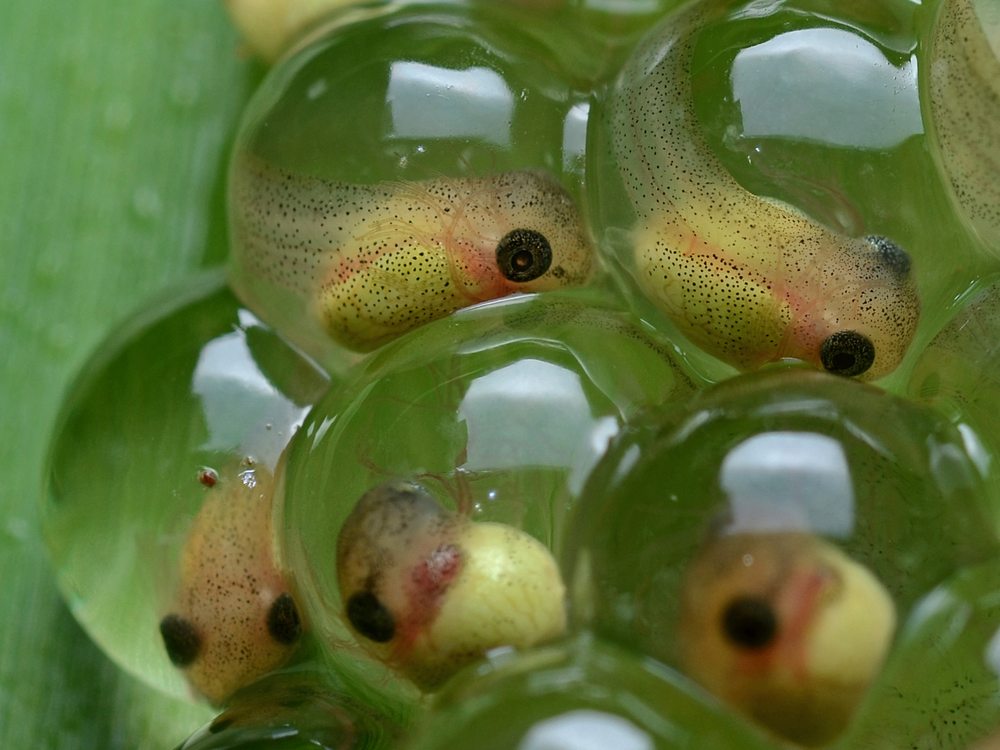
[0,1,262,746]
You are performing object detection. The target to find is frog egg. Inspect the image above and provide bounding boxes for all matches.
[279,289,698,695]
[927,0,1000,255]
[227,2,595,367]
[584,0,985,382]
[41,272,330,700]
[336,480,566,691]
[563,368,1000,744]
[175,668,403,750]
[908,279,1000,466]
[405,634,777,750]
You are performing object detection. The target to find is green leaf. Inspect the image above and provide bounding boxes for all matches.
[0,1,263,746]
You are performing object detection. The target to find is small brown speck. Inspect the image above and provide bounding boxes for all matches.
[198,468,218,488]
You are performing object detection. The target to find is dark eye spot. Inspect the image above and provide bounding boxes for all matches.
[820,330,876,377]
[496,228,553,283]
[159,614,201,666]
[865,235,912,278]
[267,592,302,645]
[722,597,778,650]
[346,591,395,643]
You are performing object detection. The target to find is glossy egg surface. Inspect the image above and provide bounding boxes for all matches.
[227,2,595,369]
[279,288,697,697]
[42,273,329,699]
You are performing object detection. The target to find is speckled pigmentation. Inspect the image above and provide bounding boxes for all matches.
[230,156,593,351]
[612,0,920,379]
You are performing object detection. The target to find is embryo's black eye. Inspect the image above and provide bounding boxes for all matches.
[722,597,778,649]
[820,330,876,377]
[267,592,302,645]
[346,591,395,643]
[160,613,201,666]
[496,228,552,282]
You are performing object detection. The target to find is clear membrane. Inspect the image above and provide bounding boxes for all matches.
[42,273,330,700]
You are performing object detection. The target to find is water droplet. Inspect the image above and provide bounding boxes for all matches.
[103,98,133,133]
[5,517,29,542]
[132,187,163,221]
[307,79,327,100]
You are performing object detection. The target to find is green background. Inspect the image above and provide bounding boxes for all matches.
[0,1,262,746]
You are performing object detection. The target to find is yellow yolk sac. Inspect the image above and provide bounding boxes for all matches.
[678,532,896,747]
[229,155,593,353]
[159,464,303,705]
[336,481,567,691]
[929,0,1000,254]
[610,1,920,379]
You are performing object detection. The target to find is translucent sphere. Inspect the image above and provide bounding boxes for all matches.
[926,0,1000,255]
[227,2,597,369]
[908,279,1000,465]
[42,273,330,700]
[563,368,1000,744]
[405,635,777,750]
[588,0,986,383]
[280,289,698,696]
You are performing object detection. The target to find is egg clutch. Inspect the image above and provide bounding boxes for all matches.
[39,0,1000,749]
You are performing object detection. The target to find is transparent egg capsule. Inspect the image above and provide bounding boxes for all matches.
[563,368,1000,745]
[175,668,402,750]
[42,272,330,701]
[586,0,979,382]
[908,279,1000,464]
[405,634,779,750]
[839,558,1000,750]
[279,289,699,695]
[926,0,1000,255]
[227,2,596,370]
